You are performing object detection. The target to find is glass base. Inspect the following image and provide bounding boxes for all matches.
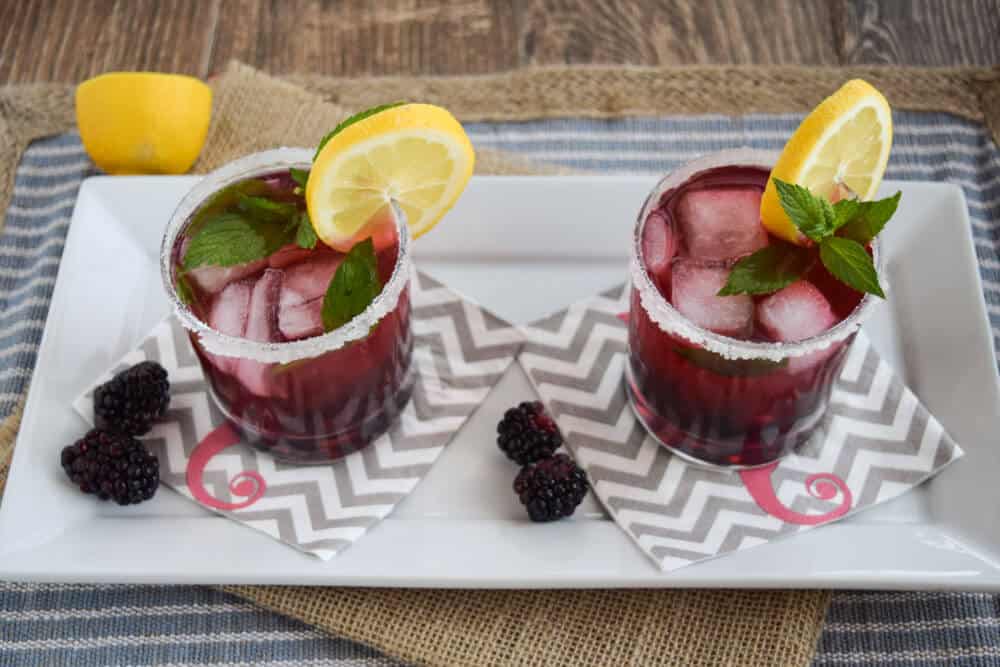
[207,369,416,465]
[623,365,819,470]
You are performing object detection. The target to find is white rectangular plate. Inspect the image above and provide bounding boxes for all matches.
[2,175,999,589]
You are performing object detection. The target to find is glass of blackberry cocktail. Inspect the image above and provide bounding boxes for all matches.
[627,149,883,468]
[161,148,413,463]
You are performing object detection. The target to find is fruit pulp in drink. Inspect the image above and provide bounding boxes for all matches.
[627,165,864,467]
[170,171,413,463]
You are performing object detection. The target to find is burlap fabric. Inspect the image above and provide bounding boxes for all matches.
[287,65,1000,145]
[2,60,998,666]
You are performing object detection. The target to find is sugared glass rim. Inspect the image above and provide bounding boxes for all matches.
[630,148,885,362]
[159,147,411,365]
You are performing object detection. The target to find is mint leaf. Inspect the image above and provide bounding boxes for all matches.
[832,198,861,230]
[839,191,901,244]
[718,242,815,296]
[237,195,298,224]
[186,179,272,237]
[819,196,836,233]
[774,178,833,242]
[183,213,292,269]
[315,102,407,160]
[819,237,885,298]
[175,272,196,306]
[295,212,318,249]
[675,346,787,377]
[289,168,310,188]
[322,238,382,332]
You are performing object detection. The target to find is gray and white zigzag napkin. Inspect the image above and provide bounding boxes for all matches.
[519,284,963,572]
[74,271,523,560]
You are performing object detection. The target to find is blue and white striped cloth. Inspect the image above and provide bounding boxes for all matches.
[0,583,403,665]
[2,112,999,666]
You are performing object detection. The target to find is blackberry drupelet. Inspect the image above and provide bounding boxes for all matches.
[61,429,160,505]
[496,401,563,465]
[513,453,588,522]
[94,361,170,436]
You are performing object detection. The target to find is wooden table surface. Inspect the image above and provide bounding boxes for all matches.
[2,0,999,84]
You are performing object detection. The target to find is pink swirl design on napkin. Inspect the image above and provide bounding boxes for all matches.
[739,463,852,525]
[186,423,267,510]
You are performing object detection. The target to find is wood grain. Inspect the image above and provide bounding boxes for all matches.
[839,0,1000,65]
[520,0,841,66]
[0,0,219,83]
[1,0,999,86]
[206,0,522,77]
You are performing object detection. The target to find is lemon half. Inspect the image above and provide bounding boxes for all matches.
[305,103,475,251]
[761,79,893,244]
[76,72,212,175]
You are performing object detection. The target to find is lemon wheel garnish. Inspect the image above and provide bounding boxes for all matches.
[761,79,893,245]
[305,103,475,251]
[75,72,212,175]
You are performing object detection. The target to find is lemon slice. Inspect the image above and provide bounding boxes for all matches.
[306,103,475,251]
[761,79,893,244]
[76,73,212,175]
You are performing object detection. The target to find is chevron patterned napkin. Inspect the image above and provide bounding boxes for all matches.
[72,271,523,560]
[520,284,964,572]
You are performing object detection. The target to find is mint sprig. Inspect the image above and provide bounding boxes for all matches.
[820,237,885,297]
[175,272,196,306]
[295,212,318,249]
[183,191,320,269]
[773,180,835,243]
[185,179,272,237]
[718,241,815,296]
[182,213,292,270]
[831,198,860,230]
[237,195,298,224]
[839,192,900,244]
[314,102,407,160]
[718,178,898,298]
[289,167,310,188]
[321,238,382,332]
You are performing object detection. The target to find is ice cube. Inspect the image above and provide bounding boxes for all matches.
[275,254,343,341]
[236,269,285,397]
[283,254,343,303]
[187,259,267,294]
[806,262,864,319]
[208,281,252,338]
[279,298,324,341]
[642,210,675,293]
[205,281,252,374]
[676,188,768,261]
[757,281,837,343]
[279,284,306,310]
[671,260,753,338]
[244,269,283,343]
[758,281,840,374]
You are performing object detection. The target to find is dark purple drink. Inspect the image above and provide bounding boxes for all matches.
[626,150,876,468]
[163,149,413,463]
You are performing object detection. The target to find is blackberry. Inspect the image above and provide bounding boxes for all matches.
[94,361,170,436]
[496,401,563,465]
[513,453,588,522]
[60,429,160,505]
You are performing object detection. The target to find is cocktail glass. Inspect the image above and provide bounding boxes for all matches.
[626,149,883,468]
[161,148,414,464]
